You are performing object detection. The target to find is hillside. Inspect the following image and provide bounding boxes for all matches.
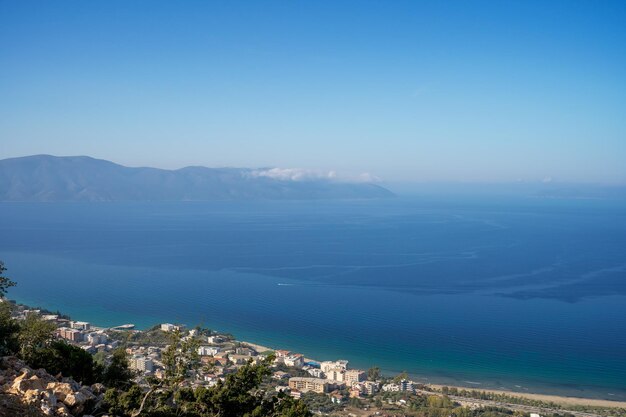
[0,155,394,201]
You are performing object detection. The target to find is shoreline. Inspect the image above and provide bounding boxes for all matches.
[240,340,626,409]
[11,297,626,409]
[428,383,626,409]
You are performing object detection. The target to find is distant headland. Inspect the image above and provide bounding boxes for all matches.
[0,155,394,202]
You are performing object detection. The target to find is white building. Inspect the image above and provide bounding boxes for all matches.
[198,346,221,356]
[344,369,366,384]
[161,323,175,332]
[86,332,107,346]
[325,367,346,382]
[320,360,348,374]
[207,335,224,344]
[283,354,305,368]
[160,323,185,332]
[71,321,91,330]
[129,355,154,374]
[382,383,401,392]
[304,367,324,378]
[400,379,414,393]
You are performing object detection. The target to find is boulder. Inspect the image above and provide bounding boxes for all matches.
[19,367,34,377]
[46,382,74,402]
[41,390,58,408]
[0,355,26,371]
[11,372,45,393]
[79,387,96,401]
[62,391,87,408]
[54,402,72,417]
[40,402,55,416]
[60,377,81,392]
[23,388,42,404]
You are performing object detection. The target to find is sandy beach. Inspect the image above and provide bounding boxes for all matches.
[241,341,626,409]
[428,383,626,408]
[241,341,275,354]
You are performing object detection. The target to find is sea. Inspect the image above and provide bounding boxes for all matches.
[1,195,625,400]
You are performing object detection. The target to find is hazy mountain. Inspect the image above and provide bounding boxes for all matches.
[0,155,394,201]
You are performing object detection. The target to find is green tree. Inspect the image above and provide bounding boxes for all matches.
[93,350,107,367]
[0,261,16,297]
[18,312,57,363]
[392,371,408,383]
[0,301,20,355]
[104,350,312,417]
[102,347,135,389]
[162,329,200,387]
[31,340,101,384]
[367,366,381,381]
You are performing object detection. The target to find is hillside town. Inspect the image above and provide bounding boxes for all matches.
[4,303,457,415]
[6,302,625,417]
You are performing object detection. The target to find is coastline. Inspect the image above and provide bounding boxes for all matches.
[428,383,626,409]
[10,296,626,410]
[240,339,626,409]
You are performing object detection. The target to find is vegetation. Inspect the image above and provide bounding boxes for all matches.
[102,347,136,389]
[30,339,103,384]
[102,337,311,417]
[367,366,381,381]
[300,392,342,414]
[0,301,20,355]
[109,327,173,346]
[0,261,16,297]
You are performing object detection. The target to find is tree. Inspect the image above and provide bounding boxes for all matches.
[0,261,16,297]
[31,340,101,384]
[18,312,57,363]
[367,366,381,381]
[102,347,135,389]
[0,301,20,355]
[392,371,408,383]
[161,329,200,387]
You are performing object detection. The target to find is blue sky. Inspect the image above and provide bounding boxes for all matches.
[1,0,625,183]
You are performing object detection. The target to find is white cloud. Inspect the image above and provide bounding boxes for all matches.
[247,168,379,183]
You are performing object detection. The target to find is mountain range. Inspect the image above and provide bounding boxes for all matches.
[0,155,394,201]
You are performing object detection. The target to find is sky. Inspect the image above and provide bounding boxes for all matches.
[1,0,625,184]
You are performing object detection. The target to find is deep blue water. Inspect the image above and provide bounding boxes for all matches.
[1,197,625,399]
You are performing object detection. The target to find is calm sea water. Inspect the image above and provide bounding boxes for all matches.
[1,197,625,399]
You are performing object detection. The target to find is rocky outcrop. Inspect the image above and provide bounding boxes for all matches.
[0,356,105,417]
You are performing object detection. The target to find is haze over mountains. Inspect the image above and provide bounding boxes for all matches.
[0,155,394,201]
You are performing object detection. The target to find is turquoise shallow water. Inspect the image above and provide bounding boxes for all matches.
[1,198,626,400]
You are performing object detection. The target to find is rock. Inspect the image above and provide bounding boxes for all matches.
[63,391,87,408]
[42,390,58,408]
[1,355,26,371]
[19,367,34,377]
[47,382,74,402]
[90,383,106,395]
[40,402,55,416]
[61,377,81,392]
[11,372,45,393]
[35,368,56,382]
[55,402,71,417]
[23,389,41,403]
[79,387,96,401]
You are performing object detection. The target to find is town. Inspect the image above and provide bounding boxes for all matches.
[9,304,418,413]
[6,302,625,417]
